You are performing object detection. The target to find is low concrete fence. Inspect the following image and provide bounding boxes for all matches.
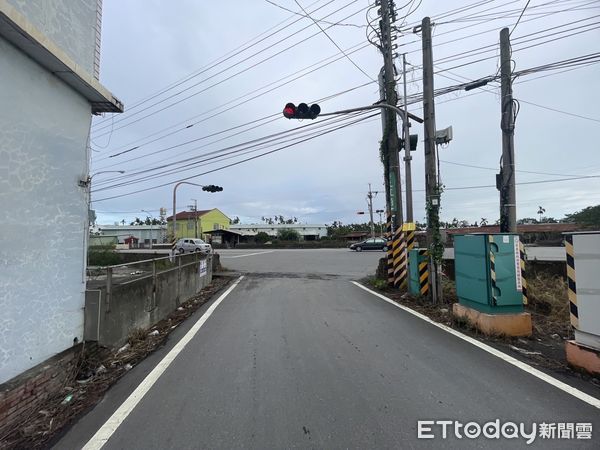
[85,253,212,347]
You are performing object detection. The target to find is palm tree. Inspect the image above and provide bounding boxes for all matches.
[537,206,546,223]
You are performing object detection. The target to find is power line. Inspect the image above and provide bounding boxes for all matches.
[92,0,330,127]
[510,0,532,36]
[92,114,380,202]
[264,0,365,27]
[293,0,375,81]
[94,80,376,171]
[93,112,372,190]
[93,42,371,161]
[92,0,364,136]
[439,159,590,177]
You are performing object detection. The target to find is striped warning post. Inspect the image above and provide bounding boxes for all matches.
[418,249,429,295]
[565,234,579,328]
[386,212,394,286]
[489,235,497,306]
[393,227,407,288]
[519,241,528,305]
[405,222,416,253]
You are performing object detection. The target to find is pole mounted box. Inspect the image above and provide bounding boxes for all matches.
[454,234,525,314]
[564,231,600,351]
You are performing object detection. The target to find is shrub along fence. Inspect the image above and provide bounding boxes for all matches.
[84,253,212,347]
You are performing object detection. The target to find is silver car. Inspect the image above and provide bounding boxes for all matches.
[175,238,212,254]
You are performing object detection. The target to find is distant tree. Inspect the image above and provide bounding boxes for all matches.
[480,218,488,226]
[539,216,558,223]
[277,229,300,241]
[518,217,538,225]
[537,206,546,223]
[231,216,240,224]
[563,205,600,227]
[255,231,270,243]
[121,219,126,226]
[144,216,152,225]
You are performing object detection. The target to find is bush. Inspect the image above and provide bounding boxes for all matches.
[255,231,270,244]
[277,228,300,241]
[88,245,121,266]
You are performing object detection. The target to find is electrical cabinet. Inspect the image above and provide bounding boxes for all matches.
[565,232,600,351]
[454,234,525,314]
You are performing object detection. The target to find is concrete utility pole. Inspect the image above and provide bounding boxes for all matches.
[402,53,414,223]
[190,199,198,238]
[499,27,517,233]
[379,0,404,231]
[422,16,442,303]
[367,183,378,239]
[378,67,391,212]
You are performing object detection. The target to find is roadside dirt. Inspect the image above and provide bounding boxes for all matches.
[362,276,600,391]
[1,275,234,450]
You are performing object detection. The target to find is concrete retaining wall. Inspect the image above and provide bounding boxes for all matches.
[84,254,212,347]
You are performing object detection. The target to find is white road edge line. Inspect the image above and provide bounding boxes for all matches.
[222,250,276,259]
[351,281,600,410]
[83,276,245,450]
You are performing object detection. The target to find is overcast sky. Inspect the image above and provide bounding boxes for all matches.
[90,0,600,226]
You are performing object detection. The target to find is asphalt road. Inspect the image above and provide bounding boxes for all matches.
[56,249,600,449]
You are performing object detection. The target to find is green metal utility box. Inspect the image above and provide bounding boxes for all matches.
[408,249,428,296]
[454,234,524,314]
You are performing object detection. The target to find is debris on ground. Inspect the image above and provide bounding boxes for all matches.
[1,275,233,450]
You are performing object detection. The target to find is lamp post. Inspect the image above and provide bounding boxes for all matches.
[141,209,155,249]
[171,181,223,243]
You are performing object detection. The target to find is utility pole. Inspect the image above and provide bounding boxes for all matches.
[422,16,442,303]
[367,183,377,239]
[402,53,413,223]
[378,67,391,218]
[380,0,404,231]
[499,27,517,233]
[189,199,198,238]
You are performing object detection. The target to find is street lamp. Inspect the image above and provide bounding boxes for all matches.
[171,181,223,243]
[141,209,155,249]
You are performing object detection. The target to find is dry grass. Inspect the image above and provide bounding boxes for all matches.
[127,328,148,346]
[527,273,571,337]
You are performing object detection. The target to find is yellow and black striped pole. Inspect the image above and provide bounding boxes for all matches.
[519,241,528,305]
[393,227,407,288]
[565,234,579,328]
[405,223,416,253]
[489,235,497,306]
[418,249,429,295]
[386,211,394,286]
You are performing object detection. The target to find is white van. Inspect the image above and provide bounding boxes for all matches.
[175,238,212,254]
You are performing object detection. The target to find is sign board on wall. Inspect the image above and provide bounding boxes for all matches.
[199,259,207,277]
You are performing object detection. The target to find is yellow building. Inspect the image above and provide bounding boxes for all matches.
[167,208,230,240]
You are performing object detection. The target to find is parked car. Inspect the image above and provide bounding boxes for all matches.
[349,237,388,252]
[175,238,212,254]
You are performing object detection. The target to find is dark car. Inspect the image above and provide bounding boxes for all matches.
[349,237,388,252]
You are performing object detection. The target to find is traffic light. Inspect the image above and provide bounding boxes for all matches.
[202,184,223,192]
[282,102,321,120]
[400,134,419,151]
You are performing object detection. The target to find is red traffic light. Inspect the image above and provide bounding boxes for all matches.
[283,103,296,119]
[282,102,320,119]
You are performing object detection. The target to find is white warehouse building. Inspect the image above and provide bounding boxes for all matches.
[229,224,328,240]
